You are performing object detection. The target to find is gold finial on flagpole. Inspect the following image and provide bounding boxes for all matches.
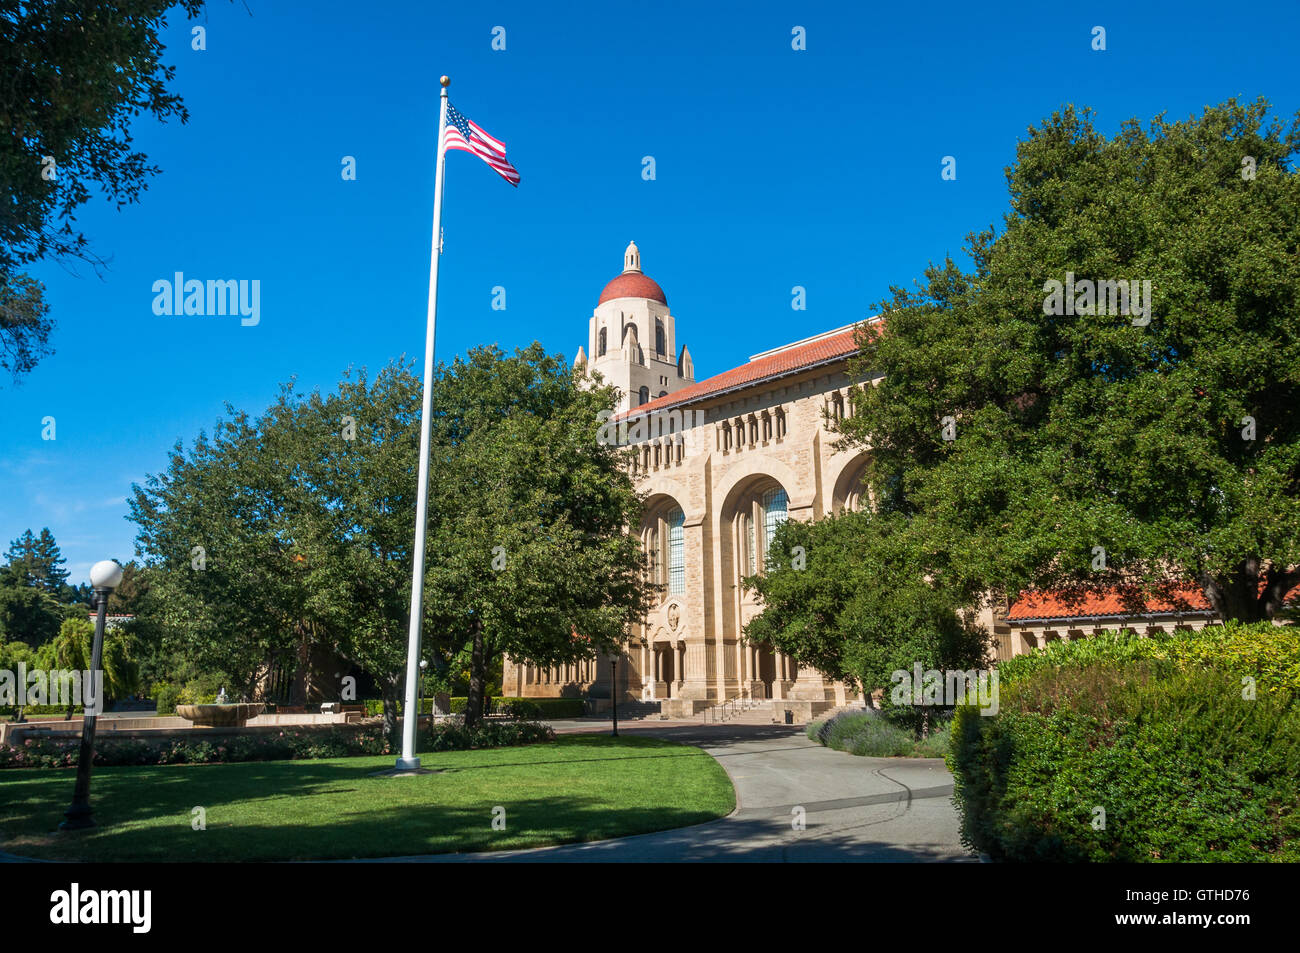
[440,75,450,88]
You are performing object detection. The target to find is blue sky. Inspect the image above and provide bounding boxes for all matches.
[3,0,1297,584]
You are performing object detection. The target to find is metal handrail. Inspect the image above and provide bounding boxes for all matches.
[706,688,762,723]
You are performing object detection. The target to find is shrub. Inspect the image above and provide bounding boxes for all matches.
[499,699,544,719]
[996,621,1300,695]
[152,681,181,715]
[0,725,392,769]
[0,704,84,718]
[810,707,953,757]
[0,717,556,769]
[949,642,1300,862]
[911,724,954,758]
[807,709,949,757]
[422,719,554,751]
[444,696,584,719]
[151,677,223,714]
[825,713,916,756]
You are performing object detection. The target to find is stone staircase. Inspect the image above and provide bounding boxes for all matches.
[708,700,780,725]
[697,695,843,726]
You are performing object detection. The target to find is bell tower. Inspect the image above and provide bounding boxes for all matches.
[577,242,694,413]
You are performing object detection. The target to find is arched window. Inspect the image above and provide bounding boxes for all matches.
[598,327,607,357]
[638,386,650,405]
[658,390,668,399]
[667,506,685,595]
[743,511,756,575]
[655,320,666,356]
[761,487,788,564]
[734,482,790,585]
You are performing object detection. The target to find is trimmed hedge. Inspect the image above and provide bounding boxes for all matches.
[995,621,1300,696]
[359,696,586,718]
[0,705,84,717]
[949,622,1300,862]
[0,719,557,769]
[1,725,392,769]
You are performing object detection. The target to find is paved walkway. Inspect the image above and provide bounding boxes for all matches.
[372,722,975,862]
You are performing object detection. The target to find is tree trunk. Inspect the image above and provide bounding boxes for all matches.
[1200,560,1299,623]
[381,676,400,750]
[465,624,487,730]
[291,622,310,706]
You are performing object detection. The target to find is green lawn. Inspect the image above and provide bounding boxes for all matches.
[0,734,734,861]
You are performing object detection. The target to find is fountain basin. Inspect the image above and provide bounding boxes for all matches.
[176,703,265,728]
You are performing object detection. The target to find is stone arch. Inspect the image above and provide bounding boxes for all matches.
[641,492,689,608]
[828,450,872,515]
[719,472,794,606]
[716,471,796,699]
[713,455,809,525]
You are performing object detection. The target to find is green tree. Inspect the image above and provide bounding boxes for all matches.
[4,527,70,595]
[744,509,988,726]
[0,273,53,383]
[1,0,209,383]
[837,98,1300,623]
[0,575,65,646]
[38,616,137,717]
[0,636,38,719]
[129,409,311,699]
[129,346,650,739]
[105,560,150,615]
[270,363,427,742]
[422,345,651,727]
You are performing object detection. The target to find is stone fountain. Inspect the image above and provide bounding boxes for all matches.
[176,688,264,728]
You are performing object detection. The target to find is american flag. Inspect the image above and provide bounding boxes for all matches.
[443,101,520,187]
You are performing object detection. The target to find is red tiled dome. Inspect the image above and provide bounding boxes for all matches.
[598,272,666,305]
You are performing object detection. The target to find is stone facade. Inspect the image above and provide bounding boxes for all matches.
[502,243,871,717]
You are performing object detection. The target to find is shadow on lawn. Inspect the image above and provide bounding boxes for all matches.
[5,794,730,863]
[0,736,732,862]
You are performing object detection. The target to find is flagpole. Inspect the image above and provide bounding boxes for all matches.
[396,74,451,771]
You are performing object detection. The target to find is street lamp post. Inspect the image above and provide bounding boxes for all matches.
[60,559,123,831]
[610,657,619,737]
[418,658,428,748]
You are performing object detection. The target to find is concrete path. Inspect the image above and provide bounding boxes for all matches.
[373,723,975,862]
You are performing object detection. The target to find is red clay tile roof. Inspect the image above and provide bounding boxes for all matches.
[598,272,667,305]
[1007,585,1210,621]
[1007,582,1300,622]
[617,323,872,421]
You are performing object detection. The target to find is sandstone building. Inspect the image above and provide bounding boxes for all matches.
[500,244,885,717]
[500,243,1277,718]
